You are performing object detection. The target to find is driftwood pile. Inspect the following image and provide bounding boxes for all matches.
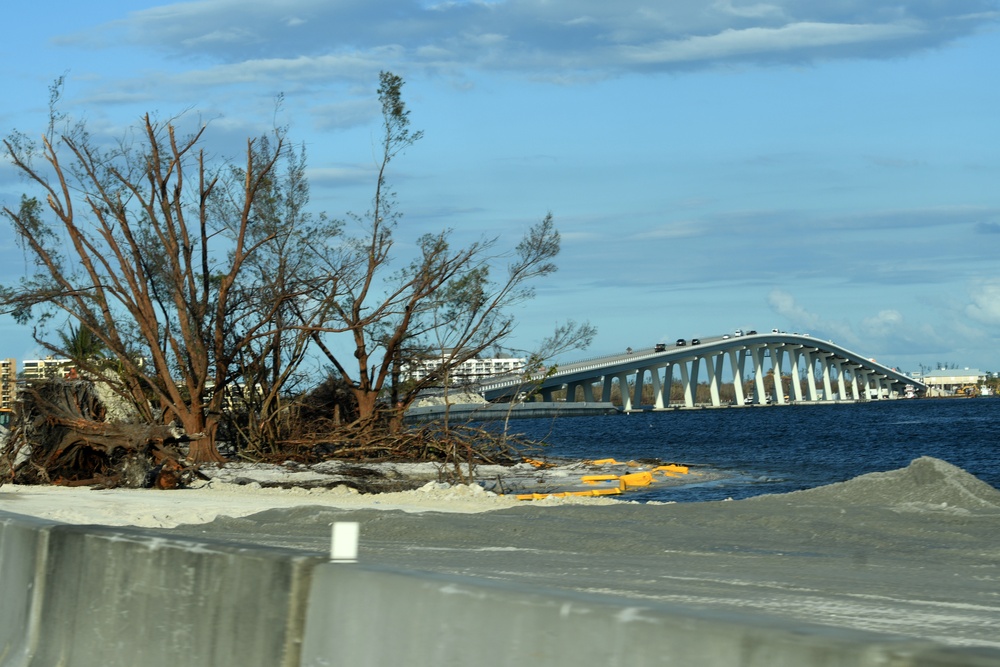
[0,379,200,489]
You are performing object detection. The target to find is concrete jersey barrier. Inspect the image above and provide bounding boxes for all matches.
[3,509,1000,667]
[0,510,319,667]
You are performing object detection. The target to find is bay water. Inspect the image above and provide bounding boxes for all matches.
[499,397,1000,503]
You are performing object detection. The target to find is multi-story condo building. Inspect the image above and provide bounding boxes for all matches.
[404,352,526,385]
[0,358,16,412]
[21,356,76,382]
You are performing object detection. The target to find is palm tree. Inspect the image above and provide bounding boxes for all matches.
[58,323,107,363]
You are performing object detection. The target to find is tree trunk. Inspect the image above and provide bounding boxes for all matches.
[181,413,224,463]
[352,390,380,436]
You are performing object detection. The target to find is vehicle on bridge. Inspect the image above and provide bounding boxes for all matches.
[654,343,666,352]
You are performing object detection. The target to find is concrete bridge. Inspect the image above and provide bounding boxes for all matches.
[479,332,924,410]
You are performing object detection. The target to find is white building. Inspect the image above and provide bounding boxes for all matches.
[404,353,526,385]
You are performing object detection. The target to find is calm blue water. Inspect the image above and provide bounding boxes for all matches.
[496,398,1000,503]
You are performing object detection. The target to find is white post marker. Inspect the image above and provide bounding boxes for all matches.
[330,522,360,563]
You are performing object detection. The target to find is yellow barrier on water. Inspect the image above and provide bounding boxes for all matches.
[618,472,653,490]
[653,464,690,478]
[580,475,620,483]
[654,464,689,474]
[515,487,623,501]
[587,458,619,465]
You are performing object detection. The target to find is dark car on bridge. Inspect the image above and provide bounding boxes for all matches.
[655,343,667,352]
[676,339,686,346]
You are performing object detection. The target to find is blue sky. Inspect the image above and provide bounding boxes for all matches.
[1,0,999,375]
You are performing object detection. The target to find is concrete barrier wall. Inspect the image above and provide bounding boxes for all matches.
[299,564,1000,667]
[4,509,1000,667]
[0,510,321,667]
[0,513,48,666]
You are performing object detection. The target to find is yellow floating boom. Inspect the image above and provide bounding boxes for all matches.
[515,487,623,501]
[580,475,620,483]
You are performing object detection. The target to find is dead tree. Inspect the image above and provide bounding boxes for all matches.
[2,105,310,463]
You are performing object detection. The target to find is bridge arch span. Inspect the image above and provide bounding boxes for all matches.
[479,333,924,410]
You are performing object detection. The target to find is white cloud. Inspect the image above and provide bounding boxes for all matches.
[768,289,821,327]
[617,22,924,65]
[712,0,784,20]
[860,309,904,338]
[767,289,859,343]
[633,220,703,240]
[965,278,1000,326]
[68,0,999,79]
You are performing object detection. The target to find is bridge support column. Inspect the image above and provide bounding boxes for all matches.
[834,361,848,401]
[635,366,664,408]
[652,364,670,409]
[819,355,834,401]
[707,353,724,407]
[617,373,634,411]
[769,345,787,405]
[567,380,599,402]
[857,369,871,399]
[679,360,699,408]
[751,345,768,404]
[566,381,581,402]
[800,350,818,401]
[788,347,804,402]
[728,349,746,406]
[601,376,613,403]
[631,369,646,410]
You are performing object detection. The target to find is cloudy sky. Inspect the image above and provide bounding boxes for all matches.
[1,0,999,374]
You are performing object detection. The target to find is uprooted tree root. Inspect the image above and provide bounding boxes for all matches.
[0,379,203,489]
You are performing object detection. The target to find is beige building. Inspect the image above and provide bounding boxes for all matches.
[0,358,16,412]
[21,356,76,382]
[915,368,986,396]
